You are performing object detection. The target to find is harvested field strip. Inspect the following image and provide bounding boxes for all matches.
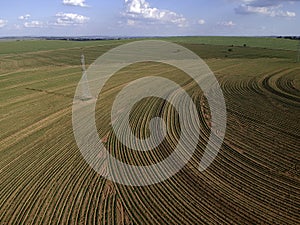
[105,60,299,224]
[0,69,80,91]
[0,107,70,151]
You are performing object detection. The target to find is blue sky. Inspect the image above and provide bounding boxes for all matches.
[0,0,300,36]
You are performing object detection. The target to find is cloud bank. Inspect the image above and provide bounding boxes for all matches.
[123,0,188,27]
[235,0,297,17]
[55,13,90,26]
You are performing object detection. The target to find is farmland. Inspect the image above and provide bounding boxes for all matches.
[0,37,300,224]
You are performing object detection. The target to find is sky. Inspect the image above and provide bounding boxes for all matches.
[0,0,300,37]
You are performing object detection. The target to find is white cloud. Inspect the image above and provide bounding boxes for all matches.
[285,11,296,17]
[24,21,44,28]
[55,13,90,26]
[14,24,22,30]
[198,19,206,25]
[0,19,8,28]
[235,1,297,17]
[127,19,137,26]
[218,21,236,27]
[19,14,31,20]
[123,0,188,27]
[63,0,87,7]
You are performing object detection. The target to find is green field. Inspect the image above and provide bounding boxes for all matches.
[0,37,299,224]
[0,39,132,55]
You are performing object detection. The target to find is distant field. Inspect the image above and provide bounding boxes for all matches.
[162,36,299,51]
[0,37,299,224]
